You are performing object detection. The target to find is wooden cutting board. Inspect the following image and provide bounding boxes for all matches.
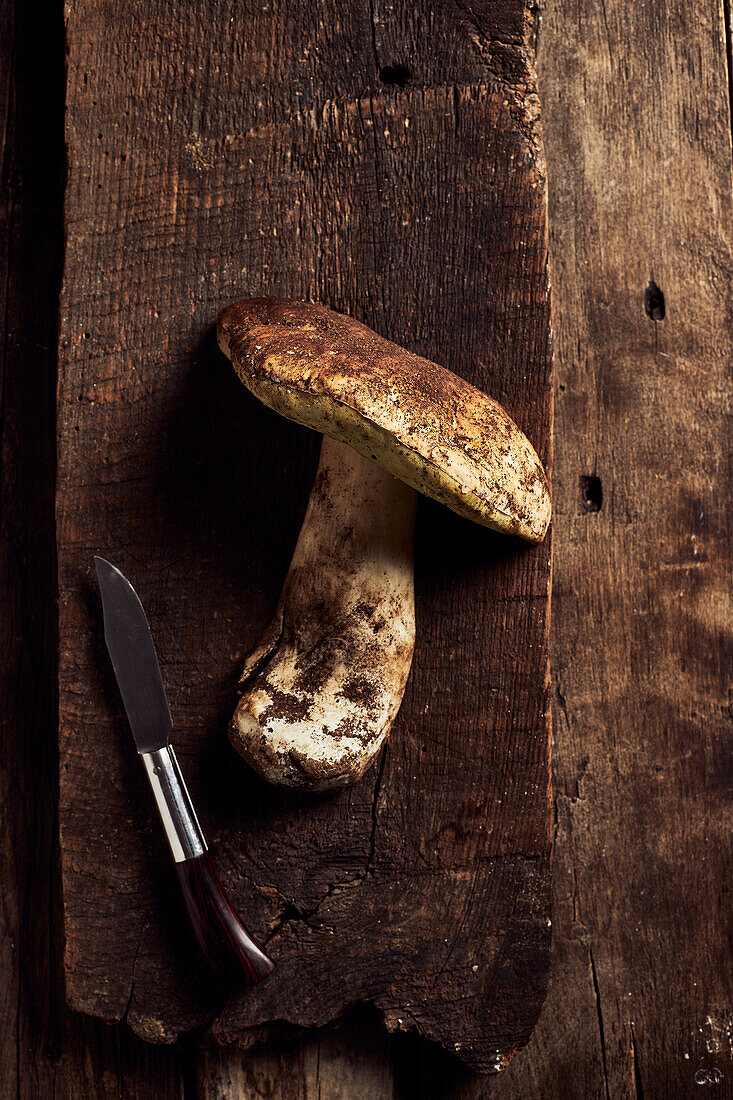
[57,0,553,1074]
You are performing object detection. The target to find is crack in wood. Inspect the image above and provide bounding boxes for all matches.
[589,948,611,1100]
[121,928,145,1025]
[365,746,388,878]
[262,743,392,947]
[555,681,570,731]
[723,0,733,152]
[367,0,381,75]
[263,878,362,946]
[631,1021,644,1100]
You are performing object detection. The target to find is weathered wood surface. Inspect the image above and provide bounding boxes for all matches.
[0,0,186,1096]
[504,0,733,1093]
[196,1013,402,1099]
[6,0,730,1095]
[203,0,733,1092]
[58,0,553,1074]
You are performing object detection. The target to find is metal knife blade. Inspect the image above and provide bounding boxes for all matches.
[94,556,172,754]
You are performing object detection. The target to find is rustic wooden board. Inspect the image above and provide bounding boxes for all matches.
[58,0,553,1073]
[7,0,731,1094]
[496,0,733,1094]
[0,1,185,1097]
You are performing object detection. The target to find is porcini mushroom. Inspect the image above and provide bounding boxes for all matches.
[217,298,550,791]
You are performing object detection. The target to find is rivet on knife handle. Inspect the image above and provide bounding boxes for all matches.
[94,556,274,985]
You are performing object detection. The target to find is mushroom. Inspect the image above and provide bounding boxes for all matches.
[217,298,550,791]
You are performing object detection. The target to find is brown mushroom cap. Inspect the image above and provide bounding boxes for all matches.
[218,298,551,543]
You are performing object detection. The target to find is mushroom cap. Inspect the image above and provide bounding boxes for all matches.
[217,298,551,543]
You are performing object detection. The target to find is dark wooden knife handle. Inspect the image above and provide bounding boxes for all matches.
[175,851,274,984]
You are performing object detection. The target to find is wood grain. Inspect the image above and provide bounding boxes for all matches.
[4,0,732,1094]
[197,1012,399,1100]
[204,0,733,1093]
[0,0,186,1096]
[490,0,733,1094]
[58,0,553,1074]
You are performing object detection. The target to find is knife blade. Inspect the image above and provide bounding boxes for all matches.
[95,556,172,754]
[95,556,274,985]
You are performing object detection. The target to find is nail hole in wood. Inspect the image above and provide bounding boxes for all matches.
[580,475,603,513]
[379,63,410,87]
[644,280,665,321]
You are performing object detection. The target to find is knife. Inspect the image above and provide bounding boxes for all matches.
[94,556,274,985]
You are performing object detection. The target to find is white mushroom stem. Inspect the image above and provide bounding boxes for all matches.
[230,436,416,791]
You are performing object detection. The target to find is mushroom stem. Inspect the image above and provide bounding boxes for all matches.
[231,436,416,791]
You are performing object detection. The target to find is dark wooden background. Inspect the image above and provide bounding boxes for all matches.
[2,1,731,1099]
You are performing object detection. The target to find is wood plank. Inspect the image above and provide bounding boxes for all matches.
[197,1013,397,1100]
[58,0,553,1073]
[489,0,733,1095]
[0,0,186,1096]
[224,0,733,1093]
[201,0,733,1093]
[7,0,731,1092]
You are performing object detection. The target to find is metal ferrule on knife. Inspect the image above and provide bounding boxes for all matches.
[141,745,206,863]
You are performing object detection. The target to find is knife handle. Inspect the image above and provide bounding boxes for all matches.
[175,851,274,983]
[142,746,274,984]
